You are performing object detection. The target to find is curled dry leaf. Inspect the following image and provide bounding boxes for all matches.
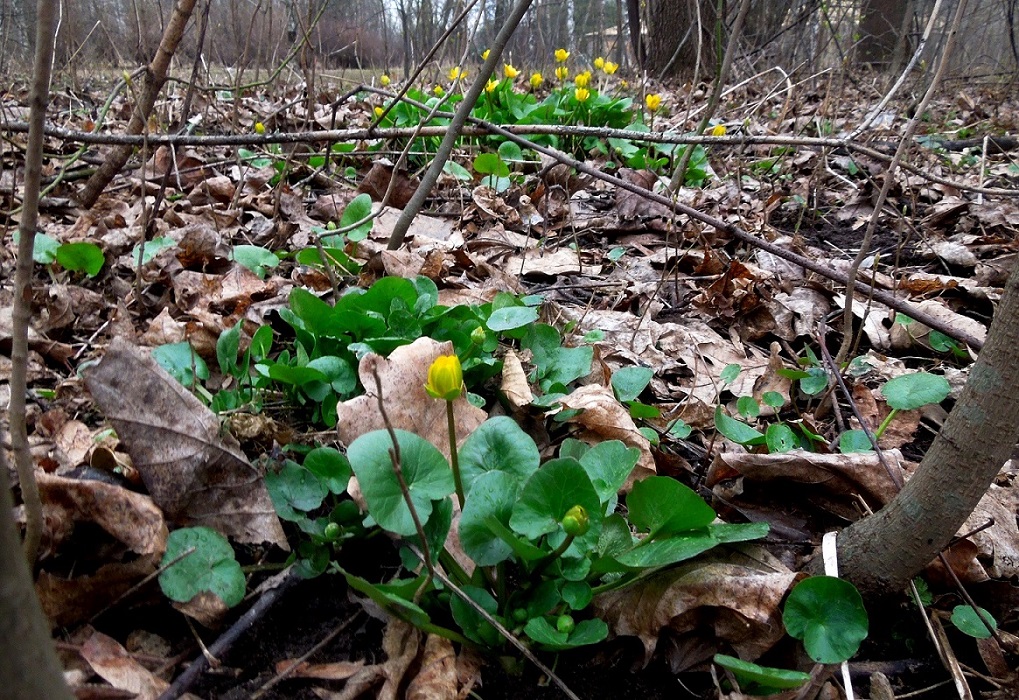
[405,634,459,700]
[707,450,907,526]
[559,383,656,490]
[83,337,287,548]
[37,558,156,628]
[335,337,486,460]
[37,472,167,556]
[499,349,533,410]
[593,550,796,668]
[80,630,169,700]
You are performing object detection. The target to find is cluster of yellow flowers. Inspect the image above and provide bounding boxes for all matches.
[592,56,619,74]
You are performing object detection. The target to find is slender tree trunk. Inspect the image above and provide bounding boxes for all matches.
[858,0,909,65]
[835,260,1019,595]
[0,450,72,699]
[76,0,199,208]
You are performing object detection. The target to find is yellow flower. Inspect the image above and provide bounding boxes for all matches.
[482,49,491,60]
[555,66,569,81]
[254,122,265,134]
[425,355,464,401]
[504,63,520,79]
[433,84,445,96]
[555,48,570,63]
[710,123,727,136]
[529,72,543,89]
[593,56,605,70]
[574,70,592,88]
[380,74,391,87]
[603,61,619,75]
[574,87,590,102]
[373,106,384,118]
[645,93,662,111]
[619,79,629,89]
[448,66,466,81]
[485,78,499,93]
[561,505,590,536]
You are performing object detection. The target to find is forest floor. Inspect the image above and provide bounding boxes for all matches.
[3,66,1019,700]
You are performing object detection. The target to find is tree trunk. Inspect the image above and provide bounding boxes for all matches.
[835,259,1019,595]
[76,0,199,208]
[857,0,909,66]
[0,456,73,699]
[644,0,718,79]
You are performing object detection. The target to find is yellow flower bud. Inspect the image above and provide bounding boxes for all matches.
[574,87,590,102]
[425,355,464,401]
[254,122,265,134]
[574,71,591,88]
[433,84,445,96]
[448,66,466,81]
[529,72,543,89]
[485,79,499,93]
[373,106,384,118]
[555,66,569,81]
[380,74,391,87]
[561,505,589,536]
[594,57,605,70]
[482,49,491,61]
[645,93,662,111]
[710,124,727,136]
[503,63,520,79]
[555,48,570,63]
[603,61,619,75]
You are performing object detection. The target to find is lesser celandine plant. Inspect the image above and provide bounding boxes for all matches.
[339,354,771,653]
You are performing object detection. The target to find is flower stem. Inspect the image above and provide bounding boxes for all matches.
[447,399,466,509]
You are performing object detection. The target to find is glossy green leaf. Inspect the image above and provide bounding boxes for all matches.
[266,460,329,521]
[713,654,810,693]
[303,447,352,495]
[509,458,601,540]
[231,244,279,279]
[839,429,873,453]
[339,193,374,242]
[451,585,503,647]
[56,241,105,277]
[458,416,540,494]
[881,372,950,410]
[784,576,868,663]
[152,342,209,385]
[579,440,639,504]
[132,235,176,265]
[611,366,654,402]
[473,152,510,177]
[347,429,454,536]
[627,476,716,537]
[159,527,244,607]
[459,471,520,566]
[486,305,539,332]
[765,423,797,453]
[524,616,607,650]
[714,405,765,446]
[951,605,996,639]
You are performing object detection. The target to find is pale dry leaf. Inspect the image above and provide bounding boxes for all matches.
[961,484,1019,579]
[594,549,796,667]
[499,349,533,410]
[273,659,365,680]
[405,634,459,700]
[81,630,169,700]
[559,383,655,490]
[172,590,230,627]
[37,472,167,556]
[379,620,422,700]
[335,337,486,459]
[83,337,287,548]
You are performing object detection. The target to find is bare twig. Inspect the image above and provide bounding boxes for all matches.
[10,0,59,568]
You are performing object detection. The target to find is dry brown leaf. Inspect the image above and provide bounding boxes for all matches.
[37,558,156,628]
[80,630,169,700]
[593,549,796,667]
[960,483,1019,579]
[559,384,655,490]
[707,449,906,517]
[405,634,459,700]
[499,349,533,410]
[335,337,486,460]
[273,659,365,680]
[83,337,287,548]
[37,472,167,556]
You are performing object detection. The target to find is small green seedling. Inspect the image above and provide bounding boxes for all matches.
[22,232,105,277]
[951,605,997,639]
[839,372,950,453]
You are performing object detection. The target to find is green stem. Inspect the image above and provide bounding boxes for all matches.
[447,400,465,509]
[531,532,575,578]
[875,408,898,440]
[438,547,471,587]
